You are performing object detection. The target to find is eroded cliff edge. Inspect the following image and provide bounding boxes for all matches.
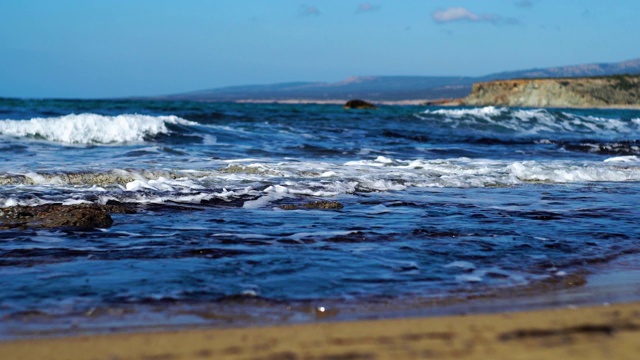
[460,75,640,108]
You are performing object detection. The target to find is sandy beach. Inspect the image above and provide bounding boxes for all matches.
[2,1,639,359]
[2,254,640,360]
[2,101,640,360]
[2,301,639,360]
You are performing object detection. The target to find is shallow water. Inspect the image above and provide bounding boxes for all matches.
[1,99,640,337]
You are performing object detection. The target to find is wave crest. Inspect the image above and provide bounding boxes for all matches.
[0,113,196,144]
[4,156,640,208]
[419,107,640,138]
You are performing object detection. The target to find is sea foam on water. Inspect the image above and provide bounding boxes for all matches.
[0,113,195,144]
[2,100,640,338]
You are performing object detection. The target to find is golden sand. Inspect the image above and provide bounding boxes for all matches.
[2,301,639,360]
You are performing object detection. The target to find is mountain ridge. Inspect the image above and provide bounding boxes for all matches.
[156,58,640,102]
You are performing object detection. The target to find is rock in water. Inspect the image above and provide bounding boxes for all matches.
[344,99,377,109]
[279,200,344,210]
[0,204,131,230]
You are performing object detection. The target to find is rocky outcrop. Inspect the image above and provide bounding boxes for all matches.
[0,204,134,230]
[461,75,640,108]
[344,99,377,109]
[0,170,183,187]
[279,201,344,210]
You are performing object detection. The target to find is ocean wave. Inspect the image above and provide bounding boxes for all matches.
[0,113,197,144]
[561,140,640,155]
[419,107,640,138]
[2,157,640,207]
[2,157,638,189]
[426,106,507,119]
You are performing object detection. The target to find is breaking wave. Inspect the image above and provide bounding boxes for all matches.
[0,113,197,144]
[419,107,640,138]
[2,156,640,208]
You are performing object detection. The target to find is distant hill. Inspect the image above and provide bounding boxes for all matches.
[159,76,475,102]
[480,58,640,81]
[156,58,640,102]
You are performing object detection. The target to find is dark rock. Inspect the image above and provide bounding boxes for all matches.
[303,201,344,210]
[278,204,300,210]
[343,99,377,109]
[0,203,134,230]
[279,200,344,211]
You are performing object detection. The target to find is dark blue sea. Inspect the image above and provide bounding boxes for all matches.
[1,99,640,337]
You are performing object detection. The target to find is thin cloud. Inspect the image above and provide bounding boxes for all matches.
[432,7,518,25]
[357,3,380,14]
[432,7,493,23]
[299,5,320,17]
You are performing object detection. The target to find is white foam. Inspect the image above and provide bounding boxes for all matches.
[420,107,640,137]
[0,197,53,207]
[243,185,292,209]
[2,198,18,207]
[61,199,92,206]
[375,156,394,164]
[426,106,506,119]
[127,157,640,207]
[443,261,476,270]
[125,180,157,191]
[24,172,58,185]
[4,154,640,208]
[124,176,205,192]
[0,113,196,144]
[97,187,256,206]
[344,159,387,167]
[456,274,483,282]
[223,158,265,163]
[367,204,391,214]
[508,161,640,183]
[604,155,639,163]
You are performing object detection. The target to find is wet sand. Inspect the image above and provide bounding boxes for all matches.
[2,254,640,359]
[2,301,639,359]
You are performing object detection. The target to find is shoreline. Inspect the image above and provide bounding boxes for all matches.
[234,98,430,106]
[234,98,640,109]
[3,304,639,359]
[2,253,640,358]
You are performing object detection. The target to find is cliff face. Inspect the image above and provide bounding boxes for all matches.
[462,76,640,108]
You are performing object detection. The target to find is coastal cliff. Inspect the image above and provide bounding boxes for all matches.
[461,75,640,108]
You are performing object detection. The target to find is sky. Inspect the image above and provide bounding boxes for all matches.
[0,0,638,99]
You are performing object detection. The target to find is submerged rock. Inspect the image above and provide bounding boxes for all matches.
[279,200,344,210]
[0,170,183,187]
[343,99,377,109]
[0,203,134,230]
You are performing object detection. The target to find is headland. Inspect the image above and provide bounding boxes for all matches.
[457,75,640,109]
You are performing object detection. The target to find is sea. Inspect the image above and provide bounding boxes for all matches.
[1,98,640,338]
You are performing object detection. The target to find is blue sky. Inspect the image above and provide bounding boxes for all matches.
[1,0,638,98]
